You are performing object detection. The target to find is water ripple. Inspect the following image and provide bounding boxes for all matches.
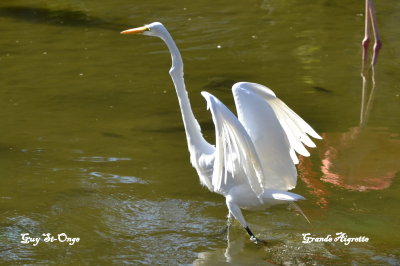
[76,156,132,163]
[88,171,148,184]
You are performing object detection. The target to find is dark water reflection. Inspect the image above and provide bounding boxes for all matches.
[1,0,400,264]
[0,6,128,30]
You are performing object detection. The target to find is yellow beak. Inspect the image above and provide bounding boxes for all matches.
[120,26,149,34]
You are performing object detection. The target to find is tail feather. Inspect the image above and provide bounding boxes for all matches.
[264,189,310,223]
[271,191,305,201]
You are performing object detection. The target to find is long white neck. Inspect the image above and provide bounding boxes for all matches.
[158,30,213,164]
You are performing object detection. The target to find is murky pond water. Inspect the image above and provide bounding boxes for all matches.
[1,0,399,264]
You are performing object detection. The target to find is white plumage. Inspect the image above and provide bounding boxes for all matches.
[121,22,322,242]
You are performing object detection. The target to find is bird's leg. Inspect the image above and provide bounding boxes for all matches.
[244,226,258,243]
[362,0,382,66]
[226,198,266,244]
[368,0,382,65]
[245,226,267,244]
[362,0,371,65]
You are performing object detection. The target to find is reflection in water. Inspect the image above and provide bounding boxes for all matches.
[299,57,399,207]
[319,127,398,191]
[194,229,262,265]
[193,225,348,265]
[195,222,400,265]
[0,6,127,30]
[322,64,398,190]
[321,65,396,192]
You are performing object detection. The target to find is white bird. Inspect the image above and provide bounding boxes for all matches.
[121,22,322,243]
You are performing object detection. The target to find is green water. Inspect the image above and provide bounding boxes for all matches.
[1,0,399,264]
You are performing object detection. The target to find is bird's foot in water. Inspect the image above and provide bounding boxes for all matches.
[245,226,267,245]
[250,235,268,245]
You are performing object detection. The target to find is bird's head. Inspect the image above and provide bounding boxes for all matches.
[120,22,166,38]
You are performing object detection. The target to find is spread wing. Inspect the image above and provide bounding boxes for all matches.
[201,91,264,197]
[232,82,322,191]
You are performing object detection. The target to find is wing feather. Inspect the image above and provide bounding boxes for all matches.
[201,91,264,197]
[232,82,321,190]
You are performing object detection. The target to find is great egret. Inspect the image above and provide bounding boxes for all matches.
[121,22,321,243]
